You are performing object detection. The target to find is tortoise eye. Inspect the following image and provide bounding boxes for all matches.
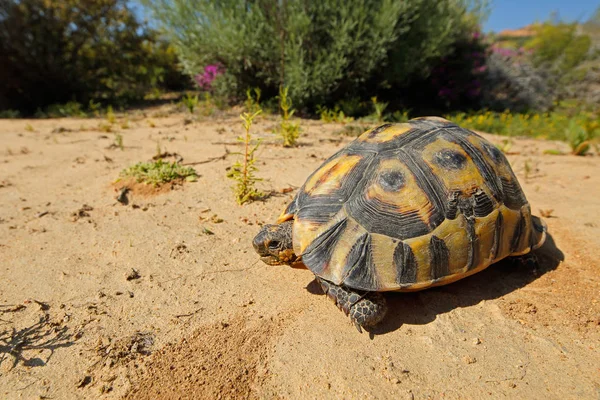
[268,240,281,250]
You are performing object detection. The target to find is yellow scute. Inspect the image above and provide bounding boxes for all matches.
[358,124,412,143]
[304,155,362,196]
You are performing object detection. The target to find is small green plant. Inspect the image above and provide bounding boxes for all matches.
[120,159,198,186]
[371,97,388,123]
[89,99,102,117]
[316,105,353,124]
[114,132,124,150]
[25,123,35,132]
[567,119,592,156]
[227,110,264,204]
[245,87,262,113]
[277,86,300,147]
[199,92,216,116]
[182,93,199,114]
[336,124,367,137]
[98,123,113,133]
[106,105,116,124]
[391,110,410,123]
[57,102,86,117]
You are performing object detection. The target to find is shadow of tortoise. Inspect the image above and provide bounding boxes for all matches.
[305,231,563,336]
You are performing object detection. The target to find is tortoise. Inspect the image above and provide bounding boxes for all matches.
[253,117,547,332]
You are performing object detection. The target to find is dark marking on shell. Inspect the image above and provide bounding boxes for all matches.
[301,219,348,275]
[348,195,431,240]
[296,203,344,224]
[397,149,447,226]
[458,196,474,218]
[483,142,504,164]
[393,241,417,284]
[433,149,467,170]
[367,124,394,139]
[500,176,528,210]
[295,151,376,223]
[510,210,525,254]
[464,216,479,271]
[378,170,405,191]
[446,191,460,220]
[429,236,450,280]
[342,232,370,282]
[444,131,503,203]
[490,211,504,261]
[343,234,381,290]
[473,189,495,217]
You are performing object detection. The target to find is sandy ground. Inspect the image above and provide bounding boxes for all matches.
[0,106,598,400]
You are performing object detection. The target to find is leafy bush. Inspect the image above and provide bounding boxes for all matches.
[481,14,598,112]
[480,50,554,112]
[0,0,189,114]
[142,0,486,109]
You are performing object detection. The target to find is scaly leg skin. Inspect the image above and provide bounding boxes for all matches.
[317,277,388,333]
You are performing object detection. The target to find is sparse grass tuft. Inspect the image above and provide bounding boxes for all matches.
[25,123,35,132]
[114,132,124,150]
[120,159,198,186]
[277,86,300,147]
[566,119,592,156]
[106,106,116,124]
[227,110,264,204]
[182,93,199,114]
[336,124,369,137]
[371,97,388,123]
[317,105,354,123]
[245,88,262,113]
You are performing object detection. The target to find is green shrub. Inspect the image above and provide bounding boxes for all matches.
[0,0,188,114]
[142,0,486,108]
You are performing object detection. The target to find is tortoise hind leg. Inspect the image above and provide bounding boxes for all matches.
[510,252,539,274]
[317,277,387,332]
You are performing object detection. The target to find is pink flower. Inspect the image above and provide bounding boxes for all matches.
[194,64,224,91]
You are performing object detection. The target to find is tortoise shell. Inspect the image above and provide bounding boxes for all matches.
[277,117,546,292]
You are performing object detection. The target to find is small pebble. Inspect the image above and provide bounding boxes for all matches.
[463,356,477,364]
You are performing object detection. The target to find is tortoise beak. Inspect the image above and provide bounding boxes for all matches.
[260,255,283,266]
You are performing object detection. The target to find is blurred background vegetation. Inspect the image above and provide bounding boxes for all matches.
[0,0,598,149]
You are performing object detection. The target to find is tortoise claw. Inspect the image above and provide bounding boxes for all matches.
[354,321,363,333]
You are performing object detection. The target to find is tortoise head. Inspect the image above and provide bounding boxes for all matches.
[252,220,300,266]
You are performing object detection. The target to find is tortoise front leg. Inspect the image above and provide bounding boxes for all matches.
[317,277,387,332]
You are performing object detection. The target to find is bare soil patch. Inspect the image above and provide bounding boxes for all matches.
[0,108,598,399]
